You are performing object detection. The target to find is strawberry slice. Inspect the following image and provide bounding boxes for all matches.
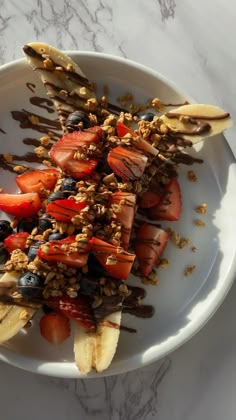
[107,146,148,181]
[90,237,135,280]
[46,198,86,222]
[40,313,71,345]
[135,223,169,276]
[46,295,95,331]
[64,158,98,179]
[116,121,158,156]
[109,192,136,249]
[148,178,182,221]
[138,191,162,209]
[0,192,41,217]
[50,126,103,169]
[37,236,90,268]
[4,232,29,253]
[16,169,59,194]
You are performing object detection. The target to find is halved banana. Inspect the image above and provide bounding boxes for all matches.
[161,104,232,144]
[0,272,38,344]
[74,311,122,375]
[22,42,96,131]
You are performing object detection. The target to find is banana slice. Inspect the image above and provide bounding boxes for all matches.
[0,272,38,344]
[94,311,122,373]
[161,104,232,144]
[74,311,122,375]
[22,42,96,131]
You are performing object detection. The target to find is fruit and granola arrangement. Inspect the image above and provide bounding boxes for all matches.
[0,43,232,375]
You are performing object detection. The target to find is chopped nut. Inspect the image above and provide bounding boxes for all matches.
[187,170,198,182]
[184,265,196,276]
[13,165,27,173]
[178,237,190,249]
[34,146,46,158]
[194,218,206,227]
[40,136,50,146]
[43,58,54,69]
[191,246,197,252]
[195,203,208,214]
[156,258,169,268]
[29,115,40,125]
[19,310,30,321]
[3,153,13,163]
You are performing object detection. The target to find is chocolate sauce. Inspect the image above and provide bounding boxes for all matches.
[26,82,36,93]
[11,109,61,136]
[0,127,6,134]
[30,97,55,113]
[165,111,230,136]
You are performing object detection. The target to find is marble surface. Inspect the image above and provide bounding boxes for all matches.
[0,0,236,419]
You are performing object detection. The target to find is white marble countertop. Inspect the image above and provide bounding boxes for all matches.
[0,0,236,419]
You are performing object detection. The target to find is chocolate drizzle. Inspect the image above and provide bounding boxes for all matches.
[29,97,55,113]
[26,82,36,93]
[11,109,61,136]
[0,127,6,134]
[165,111,230,135]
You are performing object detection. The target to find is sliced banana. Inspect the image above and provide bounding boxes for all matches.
[161,104,232,144]
[74,311,122,375]
[0,271,38,344]
[93,311,122,373]
[22,42,96,131]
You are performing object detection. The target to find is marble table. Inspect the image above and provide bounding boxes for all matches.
[0,1,236,419]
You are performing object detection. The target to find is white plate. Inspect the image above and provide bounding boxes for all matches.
[0,52,235,378]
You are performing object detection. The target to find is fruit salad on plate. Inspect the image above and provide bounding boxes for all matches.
[0,43,232,375]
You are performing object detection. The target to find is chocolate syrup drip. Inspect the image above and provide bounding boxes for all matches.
[165,111,230,135]
[26,82,36,93]
[30,97,55,113]
[11,109,61,136]
[0,127,6,134]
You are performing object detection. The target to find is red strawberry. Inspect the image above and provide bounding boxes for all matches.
[64,158,98,179]
[40,313,71,345]
[4,232,29,253]
[135,223,169,276]
[116,121,158,156]
[0,192,41,217]
[16,169,59,194]
[138,191,162,209]
[46,295,95,331]
[109,192,136,249]
[50,126,103,170]
[46,198,86,222]
[90,237,135,280]
[37,236,90,268]
[148,178,182,221]
[107,146,148,181]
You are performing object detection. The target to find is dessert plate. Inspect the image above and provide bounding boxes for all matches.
[0,52,235,378]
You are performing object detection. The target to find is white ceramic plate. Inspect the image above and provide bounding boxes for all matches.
[0,52,235,378]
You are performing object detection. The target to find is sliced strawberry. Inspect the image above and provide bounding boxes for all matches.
[148,178,182,221]
[37,236,90,268]
[0,192,41,218]
[40,313,71,345]
[64,158,98,179]
[90,237,135,280]
[109,192,136,249]
[135,223,169,276]
[16,169,59,194]
[107,146,148,181]
[46,295,95,331]
[50,126,103,169]
[116,121,158,156]
[4,232,29,253]
[46,198,86,222]
[138,191,162,209]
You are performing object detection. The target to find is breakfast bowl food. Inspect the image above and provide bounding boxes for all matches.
[0,43,235,378]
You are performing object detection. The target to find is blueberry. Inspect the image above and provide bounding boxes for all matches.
[0,220,13,241]
[65,111,91,132]
[60,177,77,193]
[28,241,45,261]
[38,213,53,232]
[17,217,38,234]
[42,304,54,314]
[139,112,155,122]
[47,191,69,202]
[0,242,9,264]
[48,232,66,241]
[17,272,44,299]
[79,277,100,296]
[87,253,106,276]
[96,154,112,174]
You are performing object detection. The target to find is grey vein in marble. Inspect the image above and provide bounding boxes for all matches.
[158,0,176,21]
